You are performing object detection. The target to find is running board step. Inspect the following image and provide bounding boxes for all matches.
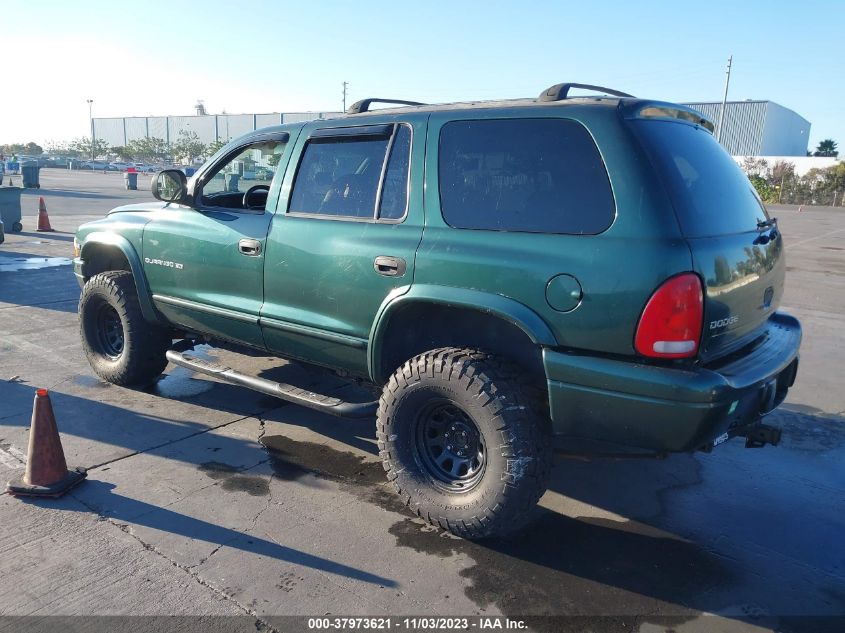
[164,349,378,418]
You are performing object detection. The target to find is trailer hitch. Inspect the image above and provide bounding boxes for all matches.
[738,423,782,448]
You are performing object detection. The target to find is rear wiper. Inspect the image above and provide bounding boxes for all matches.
[757,217,778,231]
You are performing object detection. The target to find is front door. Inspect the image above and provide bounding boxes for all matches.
[144,130,296,347]
[260,117,425,376]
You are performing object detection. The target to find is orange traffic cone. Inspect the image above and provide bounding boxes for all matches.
[36,196,53,232]
[6,389,86,497]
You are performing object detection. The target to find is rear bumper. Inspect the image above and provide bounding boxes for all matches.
[544,312,801,453]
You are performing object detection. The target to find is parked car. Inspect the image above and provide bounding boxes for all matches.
[43,156,69,168]
[80,160,110,171]
[109,162,133,172]
[253,166,274,180]
[133,163,157,173]
[73,83,801,539]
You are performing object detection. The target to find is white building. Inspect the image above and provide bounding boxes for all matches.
[682,101,810,157]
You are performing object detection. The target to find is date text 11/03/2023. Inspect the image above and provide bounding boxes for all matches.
[306,616,528,630]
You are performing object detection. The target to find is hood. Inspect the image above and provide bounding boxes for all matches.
[107,202,172,216]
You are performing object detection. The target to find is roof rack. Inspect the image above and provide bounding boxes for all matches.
[347,98,426,114]
[538,83,634,102]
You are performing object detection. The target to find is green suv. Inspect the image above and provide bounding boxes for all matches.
[74,83,801,539]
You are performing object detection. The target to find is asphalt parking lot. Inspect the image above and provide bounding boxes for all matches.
[0,170,843,632]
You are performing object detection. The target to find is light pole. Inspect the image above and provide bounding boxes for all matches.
[716,56,732,145]
[86,99,94,163]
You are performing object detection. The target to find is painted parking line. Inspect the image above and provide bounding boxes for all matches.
[787,227,845,248]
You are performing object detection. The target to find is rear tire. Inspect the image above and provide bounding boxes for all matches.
[377,347,552,539]
[79,271,170,386]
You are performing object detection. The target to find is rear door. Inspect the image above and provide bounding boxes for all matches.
[632,118,784,360]
[259,117,425,376]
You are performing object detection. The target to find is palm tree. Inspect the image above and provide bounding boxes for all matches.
[814,139,839,157]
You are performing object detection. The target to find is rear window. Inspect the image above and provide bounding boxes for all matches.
[438,119,615,234]
[633,120,768,237]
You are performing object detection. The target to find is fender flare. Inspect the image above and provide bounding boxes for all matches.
[368,284,557,382]
[80,232,160,323]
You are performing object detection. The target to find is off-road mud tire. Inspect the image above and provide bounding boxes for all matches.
[79,271,170,386]
[377,347,552,539]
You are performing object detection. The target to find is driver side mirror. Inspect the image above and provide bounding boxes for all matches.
[151,170,188,204]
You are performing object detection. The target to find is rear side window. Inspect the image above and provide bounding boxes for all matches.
[288,124,411,220]
[633,120,768,237]
[438,119,615,234]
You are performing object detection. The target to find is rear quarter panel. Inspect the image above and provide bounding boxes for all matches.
[418,105,692,356]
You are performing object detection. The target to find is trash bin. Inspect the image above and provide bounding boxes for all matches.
[21,162,40,188]
[0,218,5,245]
[7,161,19,174]
[124,172,138,190]
[224,173,240,192]
[185,167,196,177]
[0,185,22,232]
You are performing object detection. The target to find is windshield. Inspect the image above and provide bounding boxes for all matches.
[632,120,769,237]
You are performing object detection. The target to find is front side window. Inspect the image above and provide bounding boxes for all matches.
[200,140,286,210]
[438,119,615,234]
[288,124,411,220]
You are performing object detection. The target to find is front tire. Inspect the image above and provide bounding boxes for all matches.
[377,348,552,539]
[79,271,171,386]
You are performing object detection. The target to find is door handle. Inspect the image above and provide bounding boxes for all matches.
[373,256,406,277]
[238,238,262,256]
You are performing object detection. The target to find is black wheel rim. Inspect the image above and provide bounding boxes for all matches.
[95,302,124,359]
[416,401,485,492]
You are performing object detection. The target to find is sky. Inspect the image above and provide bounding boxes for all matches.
[1,0,842,152]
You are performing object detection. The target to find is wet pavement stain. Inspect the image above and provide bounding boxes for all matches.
[73,374,112,389]
[198,461,270,496]
[259,434,386,487]
[198,461,240,479]
[148,345,219,398]
[0,256,72,272]
[771,406,845,452]
[258,434,732,624]
[388,512,729,628]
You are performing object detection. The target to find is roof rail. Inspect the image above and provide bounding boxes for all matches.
[347,98,426,114]
[538,83,634,102]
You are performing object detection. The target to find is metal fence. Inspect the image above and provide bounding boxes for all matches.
[774,187,844,207]
[93,112,342,147]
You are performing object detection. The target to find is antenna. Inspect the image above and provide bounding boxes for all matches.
[342,81,348,112]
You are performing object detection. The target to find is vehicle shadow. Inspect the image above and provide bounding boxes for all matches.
[250,365,845,622]
[4,369,842,622]
[12,230,75,242]
[17,481,396,587]
[22,189,114,200]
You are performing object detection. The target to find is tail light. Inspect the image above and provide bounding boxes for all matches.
[635,273,703,359]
